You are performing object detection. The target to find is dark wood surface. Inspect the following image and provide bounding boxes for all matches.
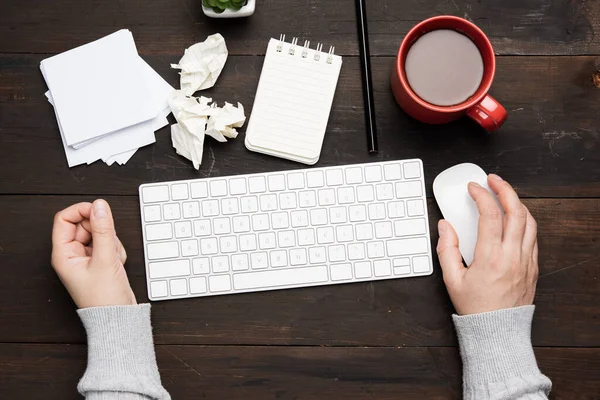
[1,0,599,398]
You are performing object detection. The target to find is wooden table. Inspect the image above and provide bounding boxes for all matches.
[1,1,599,398]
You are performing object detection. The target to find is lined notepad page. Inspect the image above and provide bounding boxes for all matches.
[245,38,342,164]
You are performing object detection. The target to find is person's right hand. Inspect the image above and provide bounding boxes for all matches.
[436,174,539,315]
[51,199,137,309]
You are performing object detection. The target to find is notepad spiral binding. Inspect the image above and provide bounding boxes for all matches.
[276,34,336,64]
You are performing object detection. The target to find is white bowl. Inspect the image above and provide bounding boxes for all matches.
[202,0,255,18]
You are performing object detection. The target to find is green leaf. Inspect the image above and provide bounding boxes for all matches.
[212,6,225,13]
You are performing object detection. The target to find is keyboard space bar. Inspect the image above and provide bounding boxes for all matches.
[233,266,329,291]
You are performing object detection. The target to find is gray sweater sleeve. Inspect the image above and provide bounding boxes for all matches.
[453,305,552,399]
[77,304,171,400]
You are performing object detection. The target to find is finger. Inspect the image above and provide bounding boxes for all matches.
[488,174,527,247]
[468,182,503,248]
[116,237,127,265]
[522,205,538,261]
[436,220,466,286]
[52,203,93,246]
[89,199,118,266]
[75,222,92,245]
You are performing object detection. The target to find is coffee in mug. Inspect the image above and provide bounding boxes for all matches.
[405,29,484,107]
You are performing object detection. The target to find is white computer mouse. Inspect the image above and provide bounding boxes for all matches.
[433,163,501,266]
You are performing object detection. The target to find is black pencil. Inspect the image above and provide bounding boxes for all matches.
[355,0,378,153]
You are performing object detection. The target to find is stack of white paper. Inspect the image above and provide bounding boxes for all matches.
[40,29,174,167]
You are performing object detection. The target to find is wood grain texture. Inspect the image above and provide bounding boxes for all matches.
[1,55,600,196]
[0,196,597,346]
[1,344,599,400]
[1,0,598,56]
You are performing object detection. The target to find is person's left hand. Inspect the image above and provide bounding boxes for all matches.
[51,199,137,308]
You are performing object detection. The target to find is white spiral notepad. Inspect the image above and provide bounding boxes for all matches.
[245,36,343,165]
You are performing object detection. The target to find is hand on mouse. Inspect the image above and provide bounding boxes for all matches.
[436,174,538,315]
[51,199,137,308]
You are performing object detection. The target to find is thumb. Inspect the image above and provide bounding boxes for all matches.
[90,199,118,265]
[436,220,465,286]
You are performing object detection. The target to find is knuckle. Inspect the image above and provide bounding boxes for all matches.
[514,206,528,219]
[53,211,62,224]
[485,206,502,219]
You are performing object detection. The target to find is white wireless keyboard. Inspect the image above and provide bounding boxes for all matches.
[139,159,433,301]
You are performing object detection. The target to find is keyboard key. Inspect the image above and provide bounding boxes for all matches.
[194,219,212,237]
[147,242,179,260]
[259,232,277,249]
[287,172,305,189]
[374,260,392,277]
[209,275,232,292]
[393,258,411,275]
[182,201,200,219]
[249,176,267,193]
[232,254,249,271]
[200,238,218,255]
[403,161,421,179]
[326,169,344,186]
[278,230,296,248]
[221,198,239,215]
[345,167,363,184]
[354,261,372,278]
[368,203,386,220]
[174,221,193,239]
[250,252,268,269]
[279,193,297,209]
[413,255,431,273]
[318,188,336,206]
[396,181,423,198]
[317,227,335,244]
[232,215,251,233]
[252,214,270,231]
[181,239,199,257]
[170,279,188,296]
[229,177,247,195]
[406,199,425,216]
[171,183,189,201]
[268,174,286,191]
[310,208,328,226]
[212,255,230,273]
[299,191,317,208]
[366,241,385,258]
[272,212,290,229]
[146,223,172,241]
[213,218,231,235]
[364,165,382,183]
[289,248,308,266]
[241,196,259,213]
[260,194,278,211]
[239,234,258,251]
[189,277,207,294]
[291,210,309,228]
[142,185,169,203]
[386,237,429,257]
[149,259,190,279]
[329,207,347,224]
[337,187,355,204]
[309,247,327,263]
[387,201,406,218]
[355,223,374,241]
[384,164,402,180]
[210,180,228,197]
[163,203,181,220]
[376,183,394,201]
[150,280,168,298]
[233,266,329,290]
[271,250,288,267]
[306,171,324,188]
[348,205,367,222]
[330,263,353,281]
[394,218,427,236]
[297,228,316,246]
[190,182,208,198]
[202,199,219,217]
[220,236,238,253]
[356,185,375,202]
[375,221,393,239]
[348,243,366,260]
[143,205,161,222]
[328,245,346,262]
[193,258,210,274]
[336,225,354,242]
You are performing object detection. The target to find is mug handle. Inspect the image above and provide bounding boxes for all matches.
[466,95,507,132]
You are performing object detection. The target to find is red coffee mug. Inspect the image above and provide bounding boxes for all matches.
[391,16,507,131]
